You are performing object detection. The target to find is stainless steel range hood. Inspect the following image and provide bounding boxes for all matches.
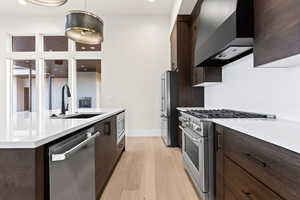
[194,0,254,67]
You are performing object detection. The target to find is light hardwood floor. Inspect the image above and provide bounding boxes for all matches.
[100,137,200,200]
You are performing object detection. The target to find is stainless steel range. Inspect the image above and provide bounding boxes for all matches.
[179,109,276,200]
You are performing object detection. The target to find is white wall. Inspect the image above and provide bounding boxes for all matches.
[0,15,170,136]
[101,16,170,136]
[205,54,300,122]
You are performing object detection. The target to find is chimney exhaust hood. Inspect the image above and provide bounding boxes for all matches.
[194,0,254,67]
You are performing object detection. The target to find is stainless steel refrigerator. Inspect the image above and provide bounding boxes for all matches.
[161,71,178,147]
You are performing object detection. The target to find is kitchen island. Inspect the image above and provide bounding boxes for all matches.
[0,108,126,200]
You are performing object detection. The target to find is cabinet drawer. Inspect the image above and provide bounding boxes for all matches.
[223,127,300,200]
[224,157,282,200]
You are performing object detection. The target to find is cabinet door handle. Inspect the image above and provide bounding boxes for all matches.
[104,122,111,135]
[217,133,222,150]
[242,191,253,200]
[245,153,267,168]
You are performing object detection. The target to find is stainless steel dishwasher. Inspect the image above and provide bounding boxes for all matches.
[48,126,100,200]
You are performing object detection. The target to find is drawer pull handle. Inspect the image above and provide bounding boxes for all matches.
[242,191,253,200]
[245,153,267,168]
[217,133,222,150]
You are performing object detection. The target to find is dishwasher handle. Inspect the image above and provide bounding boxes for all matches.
[52,131,101,162]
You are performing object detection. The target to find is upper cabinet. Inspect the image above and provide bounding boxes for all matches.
[188,0,300,68]
[254,0,300,67]
[170,16,192,72]
[192,0,254,67]
[170,15,204,106]
[191,1,222,86]
[192,67,222,87]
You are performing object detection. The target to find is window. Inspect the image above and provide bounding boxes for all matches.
[7,34,102,116]
[44,36,68,52]
[12,60,36,112]
[12,36,35,52]
[45,60,69,112]
[76,60,101,108]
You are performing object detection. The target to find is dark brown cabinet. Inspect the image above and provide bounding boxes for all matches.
[215,124,300,200]
[215,125,224,200]
[223,157,282,200]
[0,147,45,200]
[190,1,222,86]
[170,15,204,107]
[254,0,300,67]
[170,16,204,148]
[192,67,222,86]
[95,114,124,199]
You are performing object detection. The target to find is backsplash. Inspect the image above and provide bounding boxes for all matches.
[205,54,300,122]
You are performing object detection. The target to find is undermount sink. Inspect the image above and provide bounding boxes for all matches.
[51,113,105,119]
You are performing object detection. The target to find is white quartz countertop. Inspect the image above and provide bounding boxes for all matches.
[177,107,300,154]
[0,108,125,149]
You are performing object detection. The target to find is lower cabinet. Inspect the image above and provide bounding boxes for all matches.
[223,157,282,200]
[215,125,224,200]
[215,124,300,200]
[95,115,124,199]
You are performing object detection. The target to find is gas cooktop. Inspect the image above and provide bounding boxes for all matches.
[184,109,276,119]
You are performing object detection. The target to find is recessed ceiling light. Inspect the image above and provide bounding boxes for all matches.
[90,46,96,50]
[148,0,155,2]
[81,46,86,50]
[18,0,28,5]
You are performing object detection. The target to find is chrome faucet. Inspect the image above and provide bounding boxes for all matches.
[61,84,72,115]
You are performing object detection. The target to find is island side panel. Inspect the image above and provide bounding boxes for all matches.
[0,147,45,200]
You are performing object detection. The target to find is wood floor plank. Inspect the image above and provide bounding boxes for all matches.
[100,137,200,200]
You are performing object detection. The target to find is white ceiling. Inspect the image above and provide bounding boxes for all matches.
[1,0,174,17]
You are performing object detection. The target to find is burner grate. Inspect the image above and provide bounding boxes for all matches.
[184,109,271,119]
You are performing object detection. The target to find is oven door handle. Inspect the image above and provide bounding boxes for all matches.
[179,126,201,144]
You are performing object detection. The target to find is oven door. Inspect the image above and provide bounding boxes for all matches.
[180,126,209,194]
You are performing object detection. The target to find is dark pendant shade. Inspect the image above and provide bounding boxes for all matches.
[25,0,67,6]
[65,10,104,45]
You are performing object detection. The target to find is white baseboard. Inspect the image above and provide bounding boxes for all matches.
[126,129,161,137]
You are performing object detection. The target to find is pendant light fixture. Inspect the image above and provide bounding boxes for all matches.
[25,0,67,7]
[65,0,104,45]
